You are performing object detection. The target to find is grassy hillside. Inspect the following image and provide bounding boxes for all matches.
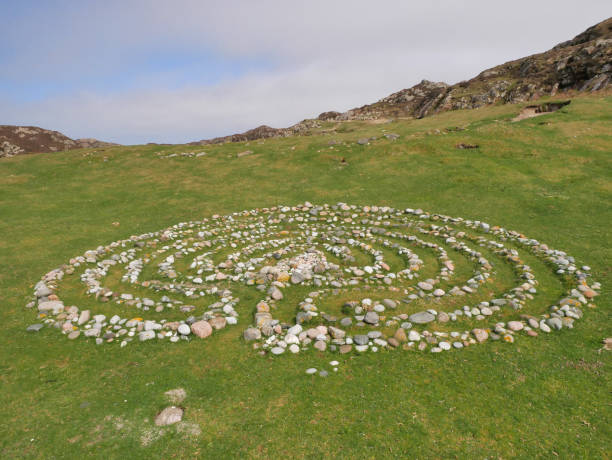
[0,93,610,459]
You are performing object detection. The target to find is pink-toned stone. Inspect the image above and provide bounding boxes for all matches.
[190,320,212,338]
[472,328,489,343]
[208,317,227,330]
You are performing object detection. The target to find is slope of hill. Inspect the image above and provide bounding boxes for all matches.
[0,125,118,158]
[193,17,611,144]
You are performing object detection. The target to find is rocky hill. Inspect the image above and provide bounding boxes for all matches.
[194,17,611,143]
[189,120,322,145]
[0,125,118,158]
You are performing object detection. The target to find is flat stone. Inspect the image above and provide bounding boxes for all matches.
[382,299,397,309]
[418,281,433,291]
[340,317,352,327]
[353,335,369,345]
[270,346,284,355]
[155,406,183,426]
[306,368,317,374]
[339,344,352,354]
[38,300,64,315]
[67,330,80,340]
[507,321,524,331]
[139,330,155,341]
[27,324,44,332]
[409,311,435,324]
[35,285,52,298]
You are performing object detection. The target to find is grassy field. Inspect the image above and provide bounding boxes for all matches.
[1,93,611,459]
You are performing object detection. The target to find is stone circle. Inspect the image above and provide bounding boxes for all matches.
[28,202,600,355]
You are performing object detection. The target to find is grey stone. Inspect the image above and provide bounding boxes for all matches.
[409,311,435,324]
[243,328,261,341]
[291,271,305,284]
[139,330,155,341]
[353,335,369,345]
[417,281,433,291]
[27,324,43,332]
[363,311,379,325]
[35,285,52,298]
[546,317,563,330]
[37,300,64,315]
[382,299,397,309]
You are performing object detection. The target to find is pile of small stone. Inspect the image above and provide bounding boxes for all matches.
[157,151,207,159]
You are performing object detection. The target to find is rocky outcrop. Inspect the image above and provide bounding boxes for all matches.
[0,125,118,158]
[189,119,322,145]
[74,138,119,149]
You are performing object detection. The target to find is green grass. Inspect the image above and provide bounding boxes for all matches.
[1,94,611,459]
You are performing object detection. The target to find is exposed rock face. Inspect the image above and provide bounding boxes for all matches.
[317,111,342,121]
[190,119,322,145]
[0,125,118,158]
[190,18,611,144]
[74,138,119,149]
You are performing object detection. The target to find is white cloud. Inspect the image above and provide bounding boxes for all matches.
[1,1,609,143]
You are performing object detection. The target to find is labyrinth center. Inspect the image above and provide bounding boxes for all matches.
[31,203,601,354]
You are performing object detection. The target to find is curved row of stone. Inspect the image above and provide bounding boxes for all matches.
[27,203,600,355]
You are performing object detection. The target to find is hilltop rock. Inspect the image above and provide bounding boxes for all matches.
[190,120,321,146]
[0,125,118,158]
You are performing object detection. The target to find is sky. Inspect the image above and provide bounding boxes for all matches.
[0,1,609,145]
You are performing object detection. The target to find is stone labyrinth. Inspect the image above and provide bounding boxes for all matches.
[30,203,601,355]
